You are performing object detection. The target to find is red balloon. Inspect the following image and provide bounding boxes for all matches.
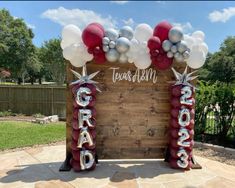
[171,97,181,108]
[148,36,161,51]
[150,49,159,58]
[93,46,106,64]
[71,139,79,151]
[88,22,103,31]
[152,53,173,70]
[153,21,172,42]
[171,85,182,97]
[171,108,180,118]
[82,23,104,48]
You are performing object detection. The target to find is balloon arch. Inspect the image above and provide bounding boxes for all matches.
[60,21,208,172]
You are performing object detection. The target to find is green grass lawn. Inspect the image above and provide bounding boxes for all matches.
[0,121,66,150]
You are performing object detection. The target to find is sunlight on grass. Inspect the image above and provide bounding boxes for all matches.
[0,121,66,150]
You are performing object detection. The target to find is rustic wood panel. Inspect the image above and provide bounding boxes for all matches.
[66,61,185,159]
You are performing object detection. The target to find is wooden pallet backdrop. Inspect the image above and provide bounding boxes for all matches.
[66,61,185,159]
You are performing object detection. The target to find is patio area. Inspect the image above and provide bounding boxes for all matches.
[0,144,235,188]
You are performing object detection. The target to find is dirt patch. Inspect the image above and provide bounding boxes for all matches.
[194,147,235,166]
[0,115,35,122]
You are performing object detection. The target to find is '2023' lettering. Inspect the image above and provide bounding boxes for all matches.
[177,86,193,168]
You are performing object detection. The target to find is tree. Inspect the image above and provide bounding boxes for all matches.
[38,38,65,85]
[199,37,235,84]
[0,9,36,84]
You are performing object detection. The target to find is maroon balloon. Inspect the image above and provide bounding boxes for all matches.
[93,48,106,64]
[171,85,182,97]
[152,53,173,71]
[88,22,103,31]
[150,49,159,58]
[153,21,173,42]
[171,108,180,118]
[82,23,104,49]
[148,36,161,51]
[70,159,82,172]
[171,97,181,108]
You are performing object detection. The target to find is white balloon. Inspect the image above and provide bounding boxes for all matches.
[194,37,203,46]
[61,25,82,49]
[134,52,151,69]
[200,42,208,55]
[80,48,93,62]
[184,35,195,51]
[63,44,77,60]
[192,31,205,41]
[187,49,206,69]
[70,53,86,67]
[129,39,140,52]
[134,23,153,42]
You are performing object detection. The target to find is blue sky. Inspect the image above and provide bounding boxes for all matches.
[0,1,235,53]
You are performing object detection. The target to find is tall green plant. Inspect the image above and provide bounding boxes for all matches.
[195,81,215,135]
[212,83,235,140]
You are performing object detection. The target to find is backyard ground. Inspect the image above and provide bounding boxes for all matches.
[0,121,65,151]
[0,143,235,188]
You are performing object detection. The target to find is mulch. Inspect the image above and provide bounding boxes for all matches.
[194,147,235,166]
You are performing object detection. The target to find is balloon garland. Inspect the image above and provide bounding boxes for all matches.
[169,67,197,170]
[61,20,207,172]
[61,21,208,70]
[70,66,100,171]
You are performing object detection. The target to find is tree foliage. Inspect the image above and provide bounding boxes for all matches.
[38,38,65,85]
[195,81,235,142]
[0,9,40,83]
[199,37,235,84]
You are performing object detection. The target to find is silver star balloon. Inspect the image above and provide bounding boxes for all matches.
[171,66,198,89]
[70,65,101,92]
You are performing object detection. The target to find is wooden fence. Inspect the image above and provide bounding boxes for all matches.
[0,85,66,118]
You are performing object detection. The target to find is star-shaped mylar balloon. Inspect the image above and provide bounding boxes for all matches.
[171,66,198,89]
[70,65,101,92]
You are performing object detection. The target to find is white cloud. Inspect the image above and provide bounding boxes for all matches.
[26,23,36,29]
[155,1,165,4]
[13,16,35,29]
[110,1,128,5]
[41,7,117,29]
[122,18,135,26]
[172,22,193,32]
[209,7,235,23]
